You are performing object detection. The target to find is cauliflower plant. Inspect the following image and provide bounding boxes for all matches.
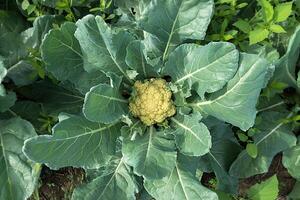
[129,78,176,125]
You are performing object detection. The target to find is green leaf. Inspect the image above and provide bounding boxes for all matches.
[0,61,6,83]
[0,91,17,113]
[247,175,279,200]
[199,119,242,193]
[41,21,108,94]
[122,126,177,180]
[233,19,251,33]
[83,80,127,124]
[164,42,239,98]
[258,0,274,23]
[289,181,300,199]
[298,71,300,88]
[169,113,212,156]
[229,112,297,178]
[193,53,273,131]
[246,143,258,158]
[125,40,157,79]
[6,60,37,86]
[139,0,214,61]
[72,157,138,200]
[249,28,269,45]
[74,15,134,83]
[37,0,96,7]
[269,24,286,33]
[272,26,300,88]
[24,15,64,49]
[273,2,293,23]
[0,118,39,200]
[144,154,218,200]
[17,80,83,115]
[41,22,84,81]
[283,144,300,179]
[21,0,30,10]
[23,115,122,169]
[237,132,248,142]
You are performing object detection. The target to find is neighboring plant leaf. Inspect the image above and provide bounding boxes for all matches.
[249,28,269,45]
[83,81,127,124]
[144,154,218,200]
[139,0,214,61]
[72,156,138,200]
[23,115,122,169]
[193,53,273,131]
[122,126,177,180]
[272,25,300,88]
[283,144,300,179]
[169,112,212,156]
[0,117,39,200]
[247,175,279,200]
[258,0,274,23]
[229,112,297,178]
[246,143,258,158]
[74,15,134,82]
[273,2,293,23]
[164,42,239,98]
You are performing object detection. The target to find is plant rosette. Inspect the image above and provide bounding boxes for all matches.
[22,0,274,199]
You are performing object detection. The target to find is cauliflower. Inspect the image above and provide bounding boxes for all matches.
[129,78,176,126]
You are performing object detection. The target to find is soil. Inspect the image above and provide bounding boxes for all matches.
[29,166,85,200]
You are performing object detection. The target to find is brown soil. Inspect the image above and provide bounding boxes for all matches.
[29,166,85,200]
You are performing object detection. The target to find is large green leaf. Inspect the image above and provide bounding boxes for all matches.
[139,0,214,61]
[0,118,39,200]
[169,112,211,156]
[83,75,127,123]
[144,154,218,200]
[23,115,122,169]
[41,22,83,81]
[122,126,177,180]
[75,15,134,83]
[164,42,239,98]
[272,25,300,88]
[72,157,138,200]
[40,21,108,94]
[192,53,273,131]
[283,143,300,179]
[229,112,297,178]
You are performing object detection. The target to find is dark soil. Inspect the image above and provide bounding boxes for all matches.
[29,166,85,200]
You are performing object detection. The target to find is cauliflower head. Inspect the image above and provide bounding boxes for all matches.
[129,78,176,126]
